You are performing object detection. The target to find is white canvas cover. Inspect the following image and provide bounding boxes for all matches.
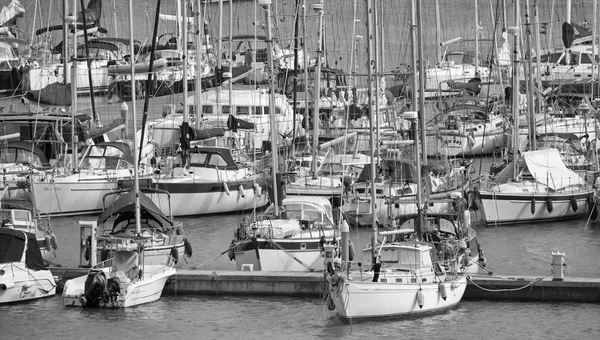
[253,219,302,239]
[523,148,586,190]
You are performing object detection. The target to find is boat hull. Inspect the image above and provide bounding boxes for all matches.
[62,266,175,308]
[151,179,269,216]
[233,238,331,272]
[478,190,594,226]
[331,276,467,320]
[0,262,56,304]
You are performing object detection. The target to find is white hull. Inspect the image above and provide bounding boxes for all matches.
[0,262,56,304]
[331,274,467,320]
[62,265,175,308]
[31,179,120,216]
[150,185,268,216]
[234,247,326,272]
[426,129,506,157]
[478,190,593,225]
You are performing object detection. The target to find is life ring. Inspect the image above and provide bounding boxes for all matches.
[50,233,58,250]
[170,246,179,265]
[184,237,193,257]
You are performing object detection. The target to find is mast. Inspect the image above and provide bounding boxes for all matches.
[292,0,300,144]
[525,0,535,150]
[69,0,78,170]
[195,0,203,130]
[533,0,542,114]
[128,0,141,233]
[475,0,479,74]
[311,0,324,179]
[373,0,380,166]
[139,0,163,163]
[80,0,98,124]
[366,0,377,264]
[594,0,599,96]
[435,0,441,62]
[182,0,189,127]
[260,0,280,217]
[509,11,520,180]
[417,0,426,165]
[411,0,418,113]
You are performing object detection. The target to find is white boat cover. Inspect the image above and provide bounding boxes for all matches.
[253,219,302,239]
[523,148,586,190]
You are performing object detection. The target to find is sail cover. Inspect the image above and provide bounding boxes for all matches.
[523,148,586,191]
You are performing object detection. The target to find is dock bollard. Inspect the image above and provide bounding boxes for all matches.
[551,251,566,281]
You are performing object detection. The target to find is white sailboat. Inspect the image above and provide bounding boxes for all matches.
[476,20,595,226]
[324,0,467,320]
[61,0,175,308]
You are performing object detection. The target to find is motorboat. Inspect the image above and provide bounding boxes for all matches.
[0,228,56,304]
[62,189,179,308]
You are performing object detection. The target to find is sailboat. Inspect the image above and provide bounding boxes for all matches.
[61,0,175,308]
[324,0,467,320]
[226,0,340,272]
[475,19,596,226]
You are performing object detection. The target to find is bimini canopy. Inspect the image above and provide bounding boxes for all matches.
[0,228,46,270]
[523,148,587,190]
[97,190,174,234]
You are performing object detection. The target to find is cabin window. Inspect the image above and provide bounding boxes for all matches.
[236,106,250,115]
[581,53,598,64]
[202,105,213,114]
[222,106,231,114]
[190,153,207,165]
[263,106,282,115]
[253,106,263,115]
[208,154,228,167]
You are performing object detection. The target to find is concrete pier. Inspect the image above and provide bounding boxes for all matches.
[50,267,600,303]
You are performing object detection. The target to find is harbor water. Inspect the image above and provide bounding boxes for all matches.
[1,209,600,340]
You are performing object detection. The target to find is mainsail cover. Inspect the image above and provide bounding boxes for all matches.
[523,148,586,191]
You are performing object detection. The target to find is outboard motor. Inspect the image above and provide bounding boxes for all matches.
[82,270,107,307]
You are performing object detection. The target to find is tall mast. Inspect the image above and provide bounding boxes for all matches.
[366,0,377,264]
[182,0,189,126]
[475,0,479,74]
[533,0,542,114]
[373,0,380,165]
[260,0,280,217]
[70,0,78,170]
[510,5,520,180]
[128,0,140,232]
[311,0,324,179]
[195,0,203,130]
[411,0,418,113]
[417,0,426,165]
[435,0,441,62]
[525,0,535,150]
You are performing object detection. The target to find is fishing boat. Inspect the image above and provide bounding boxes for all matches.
[0,228,56,304]
[229,196,340,272]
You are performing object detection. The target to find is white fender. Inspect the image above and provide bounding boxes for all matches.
[223,182,230,196]
[238,184,246,198]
